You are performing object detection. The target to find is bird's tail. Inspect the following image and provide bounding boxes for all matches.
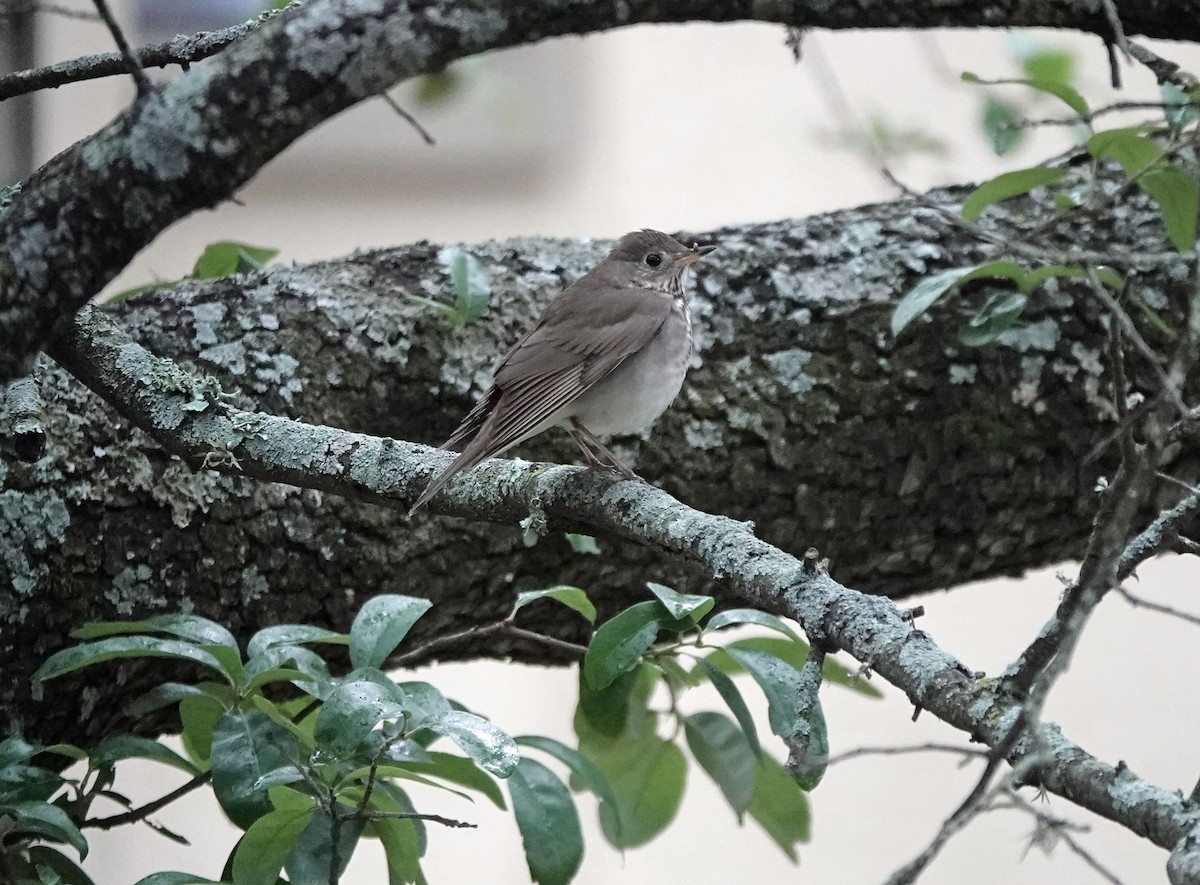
[409,389,501,515]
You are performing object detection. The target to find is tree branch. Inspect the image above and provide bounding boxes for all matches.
[3,0,1199,383]
[41,305,1200,863]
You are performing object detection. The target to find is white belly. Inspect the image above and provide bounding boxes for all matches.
[567,302,691,437]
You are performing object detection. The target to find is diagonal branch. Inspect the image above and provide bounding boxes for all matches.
[89,0,150,96]
[45,305,1200,864]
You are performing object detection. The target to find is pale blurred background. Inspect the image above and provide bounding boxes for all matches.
[6,1,1200,882]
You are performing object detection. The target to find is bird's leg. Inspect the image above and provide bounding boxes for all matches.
[567,425,608,470]
[569,418,639,481]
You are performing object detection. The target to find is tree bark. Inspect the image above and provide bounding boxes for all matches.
[4,193,1197,743]
[4,0,1200,382]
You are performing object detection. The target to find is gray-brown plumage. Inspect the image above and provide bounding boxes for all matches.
[410,229,715,513]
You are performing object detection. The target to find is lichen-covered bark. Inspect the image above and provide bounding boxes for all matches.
[3,197,1196,744]
[4,0,1200,382]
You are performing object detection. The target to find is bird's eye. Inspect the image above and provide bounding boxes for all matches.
[644,253,663,268]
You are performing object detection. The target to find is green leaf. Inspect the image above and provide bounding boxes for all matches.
[514,587,596,624]
[211,709,300,828]
[645,582,714,622]
[746,756,811,861]
[362,783,425,885]
[1129,291,1177,339]
[314,681,405,758]
[574,663,655,739]
[1087,127,1161,176]
[891,260,1027,336]
[705,608,802,642]
[73,614,238,650]
[587,730,686,849]
[231,802,314,885]
[583,600,679,690]
[722,636,881,698]
[35,637,231,685]
[959,292,1028,347]
[418,710,518,777]
[192,241,278,279]
[413,70,461,107]
[509,758,583,885]
[179,693,226,768]
[515,735,620,835]
[349,595,433,669]
[721,647,804,741]
[564,533,600,555]
[243,645,333,700]
[0,764,63,804]
[1022,77,1089,117]
[1139,165,1199,252]
[27,846,97,885]
[691,656,762,757]
[684,712,756,818]
[961,166,1066,221]
[128,683,207,718]
[90,735,200,776]
[285,806,361,885]
[402,751,506,809]
[246,625,347,658]
[130,873,222,885]
[0,736,37,767]
[0,801,88,858]
[1162,82,1200,128]
[982,97,1024,155]
[1087,129,1198,252]
[436,247,491,327]
[1021,47,1074,87]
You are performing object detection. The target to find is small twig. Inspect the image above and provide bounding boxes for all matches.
[1118,490,1200,579]
[824,742,988,768]
[1114,584,1200,627]
[359,810,476,828]
[391,618,587,667]
[90,0,151,96]
[0,10,285,102]
[1127,40,1200,91]
[1083,270,1188,419]
[84,771,212,829]
[1100,0,1131,89]
[379,92,436,146]
[0,1,99,19]
[1000,791,1126,885]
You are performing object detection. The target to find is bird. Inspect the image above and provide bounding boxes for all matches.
[409,229,716,514]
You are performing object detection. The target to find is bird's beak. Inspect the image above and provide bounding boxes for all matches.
[674,243,717,267]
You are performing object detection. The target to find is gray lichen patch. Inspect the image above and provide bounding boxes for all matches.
[764,348,816,397]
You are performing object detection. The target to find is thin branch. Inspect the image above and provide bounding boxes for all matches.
[824,742,988,768]
[0,11,282,102]
[1000,792,1126,885]
[1,373,46,461]
[0,1,98,20]
[1127,40,1200,91]
[89,0,150,96]
[84,771,212,829]
[359,810,476,828]
[379,92,436,146]
[1114,584,1200,628]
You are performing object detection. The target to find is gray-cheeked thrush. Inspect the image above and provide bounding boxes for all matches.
[411,229,716,513]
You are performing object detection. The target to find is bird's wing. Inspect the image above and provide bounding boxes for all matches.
[486,283,673,446]
[410,285,670,513]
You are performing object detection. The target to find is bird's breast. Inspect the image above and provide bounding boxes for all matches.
[568,298,692,437]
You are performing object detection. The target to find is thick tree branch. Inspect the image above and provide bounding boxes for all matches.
[41,303,1200,867]
[4,0,1200,383]
[0,6,282,102]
